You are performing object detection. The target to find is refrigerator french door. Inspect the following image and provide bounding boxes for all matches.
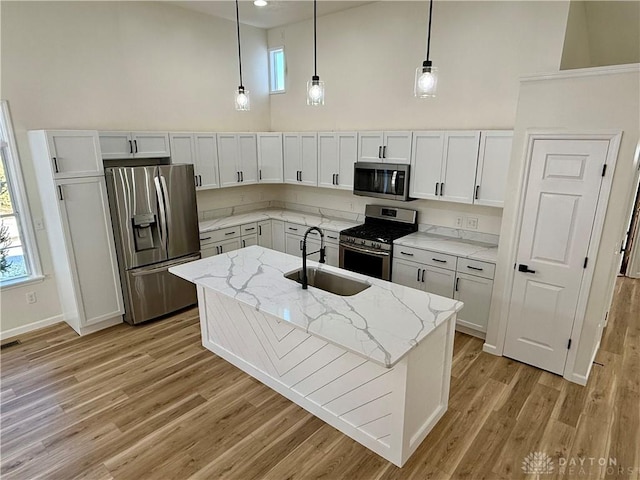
[106,164,200,325]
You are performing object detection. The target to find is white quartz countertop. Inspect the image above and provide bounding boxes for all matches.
[170,246,463,368]
[394,232,499,263]
[199,209,359,234]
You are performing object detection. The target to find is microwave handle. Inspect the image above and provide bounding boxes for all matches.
[391,171,397,194]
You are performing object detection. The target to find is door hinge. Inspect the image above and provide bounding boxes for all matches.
[567,338,572,350]
[583,257,588,268]
[602,164,607,177]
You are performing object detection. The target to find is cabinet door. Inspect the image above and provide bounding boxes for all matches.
[217,134,240,187]
[194,133,220,189]
[218,237,242,255]
[272,220,285,252]
[299,133,318,186]
[283,133,300,184]
[336,132,357,190]
[410,131,444,200]
[285,233,303,257]
[47,131,104,178]
[241,234,258,248]
[169,133,195,165]
[257,133,283,183]
[475,131,513,207]
[391,259,423,290]
[358,132,383,162]
[318,133,338,189]
[58,177,124,326]
[422,265,456,298]
[131,132,171,158]
[454,273,493,333]
[238,134,258,185]
[99,131,133,160]
[258,220,273,249]
[440,131,480,204]
[383,131,412,164]
[201,245,218,258]
[325,244,339,267]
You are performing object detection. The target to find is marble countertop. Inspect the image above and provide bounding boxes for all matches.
[394,232,499,263]
[199,209,359,234]
[170,246,463,368]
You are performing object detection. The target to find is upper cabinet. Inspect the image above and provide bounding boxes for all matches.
[257,133,284,183]
[169,133,220,190]
[357,131,412,164]
[283,133,318,186]
[217,133,258,187]
[474,131,513,207]
[318,132,357,190]
[99,131,170,159]
[409,132,445,200]
[31,130,103,179]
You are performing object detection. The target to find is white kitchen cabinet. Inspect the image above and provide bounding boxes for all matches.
[357,131,412,164]
[392,259,423,290]
[99,131,170,159]
[285,233,303,257]
[169,133,220,190]
[409,132,445,200]
[474,131,513,207]
[241,234,258,248]
[217,133,258,187]
[283,133,318,186]
[318,132,357,190]
[392,259,455,298]
[454,272,493,333]
[272,220,285,252]
[257,133,283,183]
[28,130,124,336]
[33,130,103,179]
[440,131,481,204]
[324,244,339,267]
[202,237,243,257]
[258,220,273,249]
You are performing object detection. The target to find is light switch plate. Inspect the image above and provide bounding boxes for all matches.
[34,218,45,230]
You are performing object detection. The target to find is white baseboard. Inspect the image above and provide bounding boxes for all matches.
[482,342,501,356]
[0,314,64,341]
[564,340,600,386]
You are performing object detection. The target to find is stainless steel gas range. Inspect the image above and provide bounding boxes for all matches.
[339,205,418,281]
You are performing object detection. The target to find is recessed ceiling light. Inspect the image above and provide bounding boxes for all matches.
[254,0,268,6]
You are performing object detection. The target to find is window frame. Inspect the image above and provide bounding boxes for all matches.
[268,46,286,95]
[0,100,43,289]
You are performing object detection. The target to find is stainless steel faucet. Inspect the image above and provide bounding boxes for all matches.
[301,227,326,289]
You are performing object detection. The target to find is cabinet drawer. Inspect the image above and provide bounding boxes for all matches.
[241,222,258,235]
[285,222,304,235]
[394,246,457,271]
[456,258,495,279]
[199,225,241,246]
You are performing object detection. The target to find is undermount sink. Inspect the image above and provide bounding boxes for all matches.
[284,267,371,296]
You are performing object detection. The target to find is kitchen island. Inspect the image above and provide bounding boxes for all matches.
[170,246,463,467]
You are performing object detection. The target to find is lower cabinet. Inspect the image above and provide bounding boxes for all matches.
[392,260,455,298]
[454,273,494,334]
[284,226,339,267]
[241,234,258,248]
[257,220,272,248]
[201,237,242,258]
[272,220,285,252]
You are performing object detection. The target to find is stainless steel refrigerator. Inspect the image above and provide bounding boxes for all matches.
[105,164,200,325]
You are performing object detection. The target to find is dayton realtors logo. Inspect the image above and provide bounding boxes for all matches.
[522,452,554,475]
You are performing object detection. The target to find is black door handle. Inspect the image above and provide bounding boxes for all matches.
[518,264,536,274]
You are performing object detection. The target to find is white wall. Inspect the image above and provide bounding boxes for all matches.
[484,66,640,381]
[0,1,270,335]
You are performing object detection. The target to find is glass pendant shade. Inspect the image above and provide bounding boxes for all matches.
[307,76,325,106]
[235,86,250,111]
[414,63,438,98]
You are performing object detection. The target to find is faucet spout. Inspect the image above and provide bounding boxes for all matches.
[301,227,325,290]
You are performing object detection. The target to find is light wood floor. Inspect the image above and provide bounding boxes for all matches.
[1,277,638,480]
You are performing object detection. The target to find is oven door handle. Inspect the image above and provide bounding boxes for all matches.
[340,243,390,256]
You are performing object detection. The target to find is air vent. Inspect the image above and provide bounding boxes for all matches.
[1,340,21,350]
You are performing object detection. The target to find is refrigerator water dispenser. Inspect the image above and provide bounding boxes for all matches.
[132,213,157,251]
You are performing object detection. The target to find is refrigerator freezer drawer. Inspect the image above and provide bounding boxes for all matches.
[124,255,199,325]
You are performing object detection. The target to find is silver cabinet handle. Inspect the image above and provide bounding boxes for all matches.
[400,251,414,256]
[52,157,59,173]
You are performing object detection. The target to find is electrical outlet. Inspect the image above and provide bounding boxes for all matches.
[455,216,463,228]
[34,218,45,231]
[239,195,245,203]
[466,217,478,230]
[26,292,37,304]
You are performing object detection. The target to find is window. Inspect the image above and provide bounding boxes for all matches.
[269,47,286,94]
[0,101,41,287]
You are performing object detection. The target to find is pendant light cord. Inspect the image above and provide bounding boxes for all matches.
[313,0,317,77]
[236,0,243,87]
[425,0,433,62]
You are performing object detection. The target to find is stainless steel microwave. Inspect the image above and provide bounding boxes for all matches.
[353,162,412,201]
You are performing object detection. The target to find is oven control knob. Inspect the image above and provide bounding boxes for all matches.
[360,239,366,245]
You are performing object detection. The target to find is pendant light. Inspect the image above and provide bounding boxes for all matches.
[234,0,250,111]
[307,0,325,106]
[414,0,438,98]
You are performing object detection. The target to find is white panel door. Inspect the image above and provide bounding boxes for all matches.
[238,134,258,185]
[241,234,259,248]
[99,131,133,160]
[272,220,285,252]
[383,131,412,165]
[504,139,610,375]
[454,273,493,333]
[299,133,318,186]
[422,265,456,298]
[47,131,104,177]
[131,132,171,158]
[217,134,240,187]
[194,133,219,189]
[217,237,242,255]
[391,259,423,291]
[475,131,513,207]
[358,132,383,162]
[258,220,273,249]
[283,133,300,184]
[58,177,123,326]
[410,132,445,200]
[440,131,480,204]
[318,133,338,188]
[337,132,357,190]
[257,133,283,183]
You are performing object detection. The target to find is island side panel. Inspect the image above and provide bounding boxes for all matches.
[197,287,408,466]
